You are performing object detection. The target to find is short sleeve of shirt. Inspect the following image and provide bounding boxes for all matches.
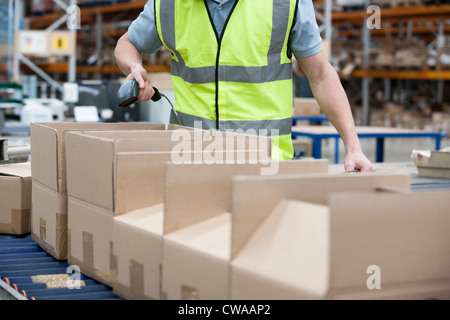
[290,0,323,58]
[127,1,163,54]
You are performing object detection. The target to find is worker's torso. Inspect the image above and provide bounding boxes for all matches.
[155,0,297,159]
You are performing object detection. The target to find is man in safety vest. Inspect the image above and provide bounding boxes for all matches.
[115,0,376,171]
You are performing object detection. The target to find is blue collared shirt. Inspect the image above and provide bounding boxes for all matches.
[128,0,322,58]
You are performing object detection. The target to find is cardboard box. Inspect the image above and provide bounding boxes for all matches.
[230,189,450,300]
[0,162,32,235]
[31,122,172,194]
[161,159,328,300]
[67,151,176,286]
[65,129,271,216]
[30,122,183,260]
[229,172,411,259]
[162,212,231,300]
[67,197,115,287]
[65,128,271,286]
[163,171,412,300]
[113,159,320,300]
[412,150,450,179]
[113,204,165,300]
[293,98,322,117]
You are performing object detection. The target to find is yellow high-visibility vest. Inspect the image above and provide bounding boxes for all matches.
[155,0,298,160]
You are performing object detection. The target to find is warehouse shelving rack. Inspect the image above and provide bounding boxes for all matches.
[11,0,331,79]
[321,1,450,125]
[4,0,79,98]
[8,0,171,80]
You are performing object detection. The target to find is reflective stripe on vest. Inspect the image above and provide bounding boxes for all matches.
[155,0,297,159]
[171,110,293,136]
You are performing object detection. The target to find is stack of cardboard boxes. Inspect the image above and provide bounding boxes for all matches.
[1,121,450,300]
[30,122,185,260]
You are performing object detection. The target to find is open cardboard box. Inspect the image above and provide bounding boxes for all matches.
[230,178,450,300]
[31,121,264,260]
[113,204,165,300]
[161,170,411,300]
[65,129,272,216]
[111,158,313,300]
[30,122,183,260]
[0,162,32,235]
[65,129,272,287]
[161,159,328,300]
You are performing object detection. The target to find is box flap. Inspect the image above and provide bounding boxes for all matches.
[230,172,411,258]
[31,122,168,192]
[34,121,166,131]
[30,123,59,190]
[113,203,164,234]
[328,190,450,290]
[72,130,172,142]
[115,152,175,215]
[163,159,328,235]
[231,199,330,297]
[164,213,231,260]
[65,132,115,211]
[0,162,32,178]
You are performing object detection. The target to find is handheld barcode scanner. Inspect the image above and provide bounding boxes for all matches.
[117,79,182,125]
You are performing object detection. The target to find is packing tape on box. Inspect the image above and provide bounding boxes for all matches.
[67,228,72,258]
[159,263,163,299]
[0,222,12,233]
[129,259,144,298]
[82,231,94,272]
[0,208,30,234]
[37,213,67,260]
[114,259,153,300]
[181,284,200,300]
[110,241,118,285]
[12,209,30,233]
[81,231,116,286]
[56,212,68,259]
[39,217,46,241]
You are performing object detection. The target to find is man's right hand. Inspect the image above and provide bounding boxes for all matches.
[125,63,156,102]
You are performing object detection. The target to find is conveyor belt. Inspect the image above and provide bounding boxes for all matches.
[410,173,450,191]
[0,234,122,300]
